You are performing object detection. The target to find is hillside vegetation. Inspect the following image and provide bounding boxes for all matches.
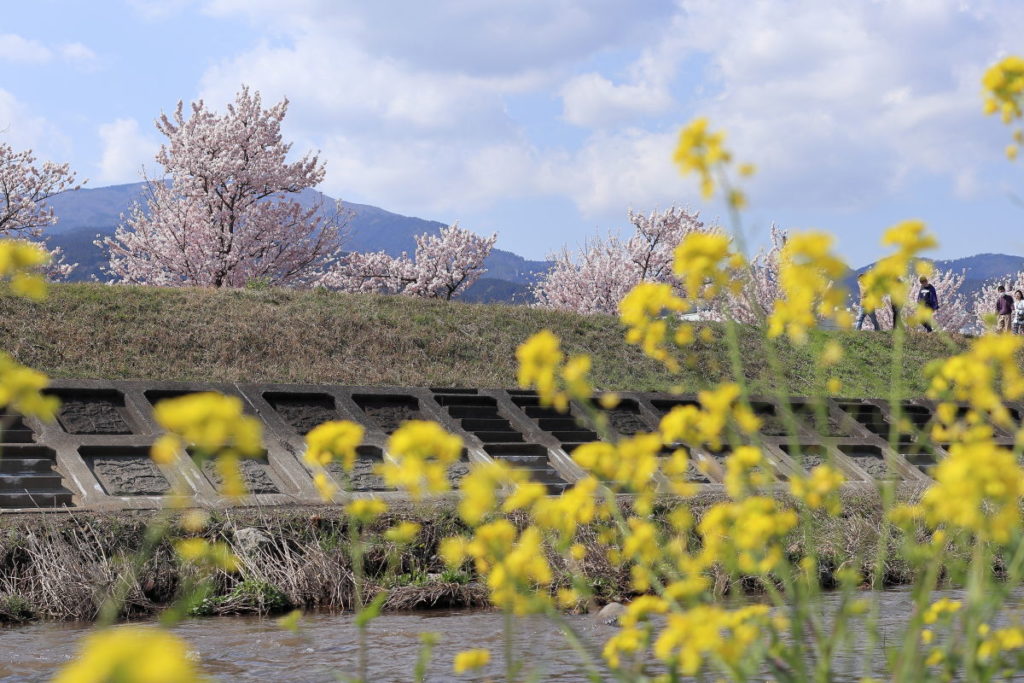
[0,283,970,396]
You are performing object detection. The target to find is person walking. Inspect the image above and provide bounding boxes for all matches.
[916,276,939,332]
[1014,290,1024,335]
[854,273,879,330]
[996,285,1015,333]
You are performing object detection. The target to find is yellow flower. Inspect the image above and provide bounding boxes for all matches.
[304,420,364,470]
[767,230,850,344]
[0,240,50,302]
[516,330,571,411]
[346,498,388,523]
[922,598,962,625]
[464,521,552,614]
[313,472,337,501]
[53,626,204,683]
[673,117,732,199]
[175,538,237,571]
[439,536,468,568]
[453,648,490,673]
[0,353,60,421]
[859,220,938,314]
[383,521,421,544]
[572,435,659,493]
[457,460,528,526]
[723,446,773,498]
[983,56,1024,124]
[672,232,735,300]
[153,392,262,462]
[619,282,687,371]
[378,420,463,499]
[789,464,845,515]
[651,604,775,676]
[699,497,798,574]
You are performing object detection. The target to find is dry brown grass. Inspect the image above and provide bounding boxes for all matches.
[0,494,967,624]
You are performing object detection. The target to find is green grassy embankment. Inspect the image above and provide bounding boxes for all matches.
[0,283,970,396]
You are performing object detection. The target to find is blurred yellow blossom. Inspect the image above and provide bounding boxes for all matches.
[304,421,364,470]
[453,648,490,673]
[53,627,204,683]
[378,420,463,499]
[346,498,388,523]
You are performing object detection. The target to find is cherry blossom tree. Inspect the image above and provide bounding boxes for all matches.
[0,142,81,279]
[532,207,708,314]
[972,272,1024,332]
[323,223,496,300]
[99,87,343,287]
[868,267,973,332]
[713,223,785,324]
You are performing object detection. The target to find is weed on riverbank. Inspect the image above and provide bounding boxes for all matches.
[0,488,963,625]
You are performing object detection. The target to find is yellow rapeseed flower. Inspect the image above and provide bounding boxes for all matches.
[0,353,60,420]
[152,392,262,462]
[767,230,850,344]
[383,521,421,545]
[619,282,687,371]
[346,498,388,523]
[379,420,463,499]
[453,648,491,673]
[304,420,364,470]
[53,627,204,683]
[789,463,845,515]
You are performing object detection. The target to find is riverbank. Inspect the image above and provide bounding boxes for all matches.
[0,487,950,625]
[0,283,970,396]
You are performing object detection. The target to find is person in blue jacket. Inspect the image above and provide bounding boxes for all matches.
[917,276,939,332]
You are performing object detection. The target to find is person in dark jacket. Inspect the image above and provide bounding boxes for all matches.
[917,276,938,332]
[997,285,1015,333]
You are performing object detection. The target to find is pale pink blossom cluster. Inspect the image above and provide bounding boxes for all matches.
[99,87,343,288]
[711,224,785,324]
[532,207,708,314]
[0,142,81,280]
[865,268,974,333]
[322,223,496,300]
[971,272,1024,332]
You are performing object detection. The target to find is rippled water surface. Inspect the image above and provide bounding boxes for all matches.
[1,587,1020,682]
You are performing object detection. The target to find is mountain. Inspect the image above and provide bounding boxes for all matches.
[847,253,1024,298]
[42,182,551,295]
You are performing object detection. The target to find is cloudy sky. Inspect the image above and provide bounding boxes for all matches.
[2,0,1023,265]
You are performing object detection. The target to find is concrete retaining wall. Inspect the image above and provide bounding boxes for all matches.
[0,379,983,511]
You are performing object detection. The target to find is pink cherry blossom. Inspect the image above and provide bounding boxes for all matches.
[99,87,343,287]
[322,223,496,300]
[532,207,708,314]
[0,142,81,279]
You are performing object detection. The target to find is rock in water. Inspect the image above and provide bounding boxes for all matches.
[596,602,626,626]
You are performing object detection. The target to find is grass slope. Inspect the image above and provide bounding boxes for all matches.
[0,283,969,396]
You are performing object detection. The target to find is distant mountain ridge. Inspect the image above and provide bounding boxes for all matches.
[848,253,1024,298]
[43,182,549,299]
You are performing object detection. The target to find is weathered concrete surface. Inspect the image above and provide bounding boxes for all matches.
[0,379,983,511]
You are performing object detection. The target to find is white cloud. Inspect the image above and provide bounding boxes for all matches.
[204,0,675,75]
[0,89,70,158]
[188,0,1024,246]
[96,118,159,184]
[561,73,673,128]
[0,34,99,71]
[0,34,52,63]
[60,42,99,68]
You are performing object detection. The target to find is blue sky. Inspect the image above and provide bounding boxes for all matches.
[2,0,1023,266]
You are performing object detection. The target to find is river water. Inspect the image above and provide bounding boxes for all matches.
[0,587,1017,682]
